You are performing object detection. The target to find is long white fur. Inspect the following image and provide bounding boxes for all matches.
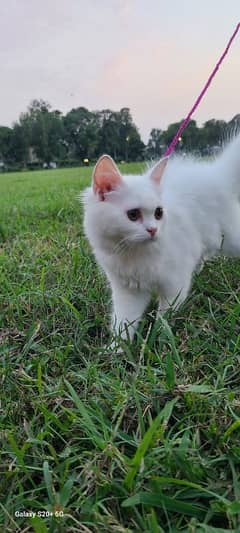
[82,135,240,341]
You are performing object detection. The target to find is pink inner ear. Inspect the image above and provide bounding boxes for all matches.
[93,155,123,198]
[150,157,168,184]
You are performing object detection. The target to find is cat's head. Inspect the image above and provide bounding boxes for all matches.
[83,155,167,254]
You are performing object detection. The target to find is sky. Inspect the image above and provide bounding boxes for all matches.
[0,0,239,142]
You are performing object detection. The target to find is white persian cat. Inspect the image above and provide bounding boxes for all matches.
[83,135,240,341]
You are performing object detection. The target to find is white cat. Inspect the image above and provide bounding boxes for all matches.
[82,135,240,342]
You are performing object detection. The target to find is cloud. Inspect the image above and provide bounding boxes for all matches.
[96,30,240,141]
[0,0,239,140]
[97,37,201,139]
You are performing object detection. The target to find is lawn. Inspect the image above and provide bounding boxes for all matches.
[1,164,240,533]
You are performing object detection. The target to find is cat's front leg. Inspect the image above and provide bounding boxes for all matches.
[157,275,192,315]
[111,285,150,342]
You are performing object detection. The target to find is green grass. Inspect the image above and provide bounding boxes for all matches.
[1,164,240,533]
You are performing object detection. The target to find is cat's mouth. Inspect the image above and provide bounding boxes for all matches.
[113,232,158,255]
[133,236,158,247]
[133,233,159,246]
[147,233,157,241]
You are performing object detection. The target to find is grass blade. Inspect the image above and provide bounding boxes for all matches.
[122,491,206,520]
[124,398,178,489]
[43,461,54,504]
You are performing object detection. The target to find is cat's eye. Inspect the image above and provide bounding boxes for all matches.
[154,206,163,220]
[127,208,141,221]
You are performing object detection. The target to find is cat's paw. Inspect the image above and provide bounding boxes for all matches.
[128,278,139,290]
[106,339,124,354]
[96,339,124,356]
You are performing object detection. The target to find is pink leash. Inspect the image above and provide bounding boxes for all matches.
[163,22,240,158]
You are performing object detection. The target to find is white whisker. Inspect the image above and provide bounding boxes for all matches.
[113,233,150,255]
[113,236,131,255]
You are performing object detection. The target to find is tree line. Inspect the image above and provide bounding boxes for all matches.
[0,99,239,170]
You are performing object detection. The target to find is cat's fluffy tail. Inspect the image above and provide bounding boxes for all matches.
[219,133,240,193]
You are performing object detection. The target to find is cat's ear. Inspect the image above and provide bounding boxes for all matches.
[150,157,168,184]
[92,155,123,200]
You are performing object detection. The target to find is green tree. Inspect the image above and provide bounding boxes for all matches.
[2,98,237,168]
[10,123,29,164]
[161,120,201,153]
[201,119,227,149]
[146,129,163,159]
[0,126,13,162]
[95,109,120,159]
[64,107,99,161]
[125,128,145,161]
[96,107,144,161]
[14,100,64,164]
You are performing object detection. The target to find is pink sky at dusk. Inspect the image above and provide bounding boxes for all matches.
[0,0,239,142]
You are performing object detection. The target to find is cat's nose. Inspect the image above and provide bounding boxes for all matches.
[146,227,157,237]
